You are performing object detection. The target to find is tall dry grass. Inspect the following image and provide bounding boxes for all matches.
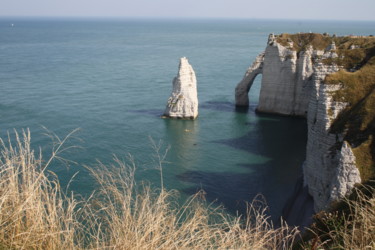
[84,158,298,249]
[303,185,375,249]
[0,130,82,249]
[0,130,300,249]
[3,130,374,249]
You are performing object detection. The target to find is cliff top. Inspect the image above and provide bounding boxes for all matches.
[276,33,375,70]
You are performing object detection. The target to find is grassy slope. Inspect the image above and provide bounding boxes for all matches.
[327,57,375,181]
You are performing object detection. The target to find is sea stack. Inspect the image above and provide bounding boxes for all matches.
[163,57,198,119]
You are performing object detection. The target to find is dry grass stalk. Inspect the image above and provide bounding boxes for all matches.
[305,185,375,249]
[0,129,82,249]
[84,157,299,249]
[0,130,299,249]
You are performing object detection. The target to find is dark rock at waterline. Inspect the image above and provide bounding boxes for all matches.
[282,176,315,231]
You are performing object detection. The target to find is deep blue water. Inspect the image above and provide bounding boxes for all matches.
[0,18,374,220]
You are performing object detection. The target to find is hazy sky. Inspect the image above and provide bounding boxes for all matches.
[2,0,375,21]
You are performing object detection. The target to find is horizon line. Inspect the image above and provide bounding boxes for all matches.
[1,15,375,23]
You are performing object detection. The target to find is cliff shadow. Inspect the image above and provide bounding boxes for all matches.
[177,166,268,217]
[176,113,308,221]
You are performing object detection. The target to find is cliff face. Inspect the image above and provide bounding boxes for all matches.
[164,57,198,119]
[236,33,373,212]
[236,34,315,116]
[258,34,313,116]
[235,52,264,106]
[303,64,361,211]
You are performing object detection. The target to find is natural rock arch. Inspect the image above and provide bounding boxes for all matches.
[235,34,314,116]
[235,52,264,106]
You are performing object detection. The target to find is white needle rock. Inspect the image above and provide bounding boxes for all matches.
[163,57,198,119]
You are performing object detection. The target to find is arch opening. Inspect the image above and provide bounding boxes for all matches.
[235,52,265,107]
[248,74,262,108]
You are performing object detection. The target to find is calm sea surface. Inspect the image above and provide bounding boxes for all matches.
[0,18,374,219]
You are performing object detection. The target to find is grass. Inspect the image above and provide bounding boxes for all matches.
[301,184,375,249]
[277,32,375,185]
[276,33,332,52]
[0,130,373,249]
[326,57,375,181]
[0,130,82,249]
[276,33,375,69]
[273,33,375,248]
[0,130,299,249]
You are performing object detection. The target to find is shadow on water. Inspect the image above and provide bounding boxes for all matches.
[177,107,308,221]
[177,165,268,217]
[235,105,250,114]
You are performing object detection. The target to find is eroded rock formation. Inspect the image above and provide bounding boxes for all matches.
[303,67,361,211]
[235,52,264,106]
[236,34,366,212]
[235,34,315,116]
[164,57,198,119]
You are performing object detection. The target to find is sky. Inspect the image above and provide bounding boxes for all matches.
[1,0,375,21]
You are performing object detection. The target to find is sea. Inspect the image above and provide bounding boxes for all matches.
[0,17,374,220]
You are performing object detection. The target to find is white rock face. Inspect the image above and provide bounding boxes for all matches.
[294,46,315,115]
[330,142,361,203]
[325,41,337,51]
[235,34,314,116]
[303,63,361,211]
[257,35,299,115]
[235,52,264,106]
[323,42,338,59]
[236,34,363,212]
[164,57,198,119]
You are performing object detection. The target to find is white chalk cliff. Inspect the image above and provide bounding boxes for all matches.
[236,34,314,116]
[164,57,198,119]
[235,52,264,106]
[236,34,362,212]
[303,66,361,211]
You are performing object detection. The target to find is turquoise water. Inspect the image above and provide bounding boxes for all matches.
[0,18,374,219]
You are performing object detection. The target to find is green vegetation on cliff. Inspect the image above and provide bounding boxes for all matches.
[326,52,375,181]
[277,33,375,70]
[278,33,375,181]
[277,33,332,52]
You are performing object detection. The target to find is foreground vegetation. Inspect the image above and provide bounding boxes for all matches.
[0,130,373,249]
[0,130,298,249]
[306,184,375,249]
